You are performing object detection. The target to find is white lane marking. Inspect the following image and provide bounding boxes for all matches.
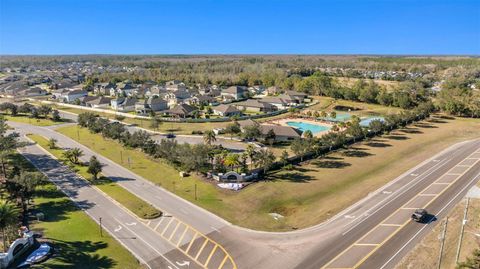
[114,225,122,232]
[410,173,419,176]
[379,172,480,269]
[344,215,355,219]
[211,226,221,234]
[176,261,190,267]
[126,222,137,226]
[382,191,392,194]
[433,159,440,162]
[342,158,449,235]
[113,217,180,269]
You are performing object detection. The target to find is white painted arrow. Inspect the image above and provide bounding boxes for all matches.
[126,222,137,226]
[344,215,355,219]
[410,173,419,176]
[382,190,392,194]
[114,225,122,232]
[176,261,190,267]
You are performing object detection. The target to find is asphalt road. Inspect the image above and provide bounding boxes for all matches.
[10,120,480,269]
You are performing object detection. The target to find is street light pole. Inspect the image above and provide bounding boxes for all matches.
[99,217,103,237]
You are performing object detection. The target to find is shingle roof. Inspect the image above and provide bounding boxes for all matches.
[259,125,301,137]
[214,104,240,114]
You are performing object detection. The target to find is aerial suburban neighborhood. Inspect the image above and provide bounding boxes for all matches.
[0,0,479,269]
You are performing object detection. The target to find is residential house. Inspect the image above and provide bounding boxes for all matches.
[53,89,87,103]
[19,87,48,97]
[114,82,136,97]
[185,95,216,106]
[94,82,116,96]
[85,96,112,108]
[145,85,166,97]
[212,104,242,117]
[259,125,301,142]
[135,96,168,114]
[234,99,276,113]
[284,90,308,103]
[248,85,265,95]
[238,119,259,132]
[111,97,137,112]
[221,86,248,101]
[166,80,186,92]
[165,103,198,118]
[266,86,282,95]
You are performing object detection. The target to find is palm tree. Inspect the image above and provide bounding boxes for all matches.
[245,144,256,170]
[330,111,337,120]
[203,130,216,146]
[0,201,19,251]
[320,111,327,119]
[224,154,240,172]
[70,148,84,164]
[313,111,320,119]
[256,149,276,175]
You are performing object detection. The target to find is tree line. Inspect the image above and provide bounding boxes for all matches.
[0,117,47,250]
[0,102,62,121]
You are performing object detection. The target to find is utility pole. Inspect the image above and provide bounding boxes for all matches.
[99,217,103,237]
[128,156,131,168]
[437,217,448,269]
[455,198,470,263]
[120,151,123,164]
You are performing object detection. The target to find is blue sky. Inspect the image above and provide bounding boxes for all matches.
[0,0,479,55]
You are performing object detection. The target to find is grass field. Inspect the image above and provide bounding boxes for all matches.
[335,77,400,91]
[7,153,142,269]
[3,114,67,126]
[57,116,480,231]
[308,96,403,116]
[395,197,480,269]
[28,134,161,220]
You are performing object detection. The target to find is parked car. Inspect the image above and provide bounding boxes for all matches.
[411,209,428,222]
[166,133,176,138]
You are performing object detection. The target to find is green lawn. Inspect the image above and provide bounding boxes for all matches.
[57,116,480,231]
[3,114,67,127]
[28,134,161,220]
[308,96,403,116]
[56,125,236,220]
[8,153,141,269]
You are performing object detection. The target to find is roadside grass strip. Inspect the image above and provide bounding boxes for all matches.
[322,147,480,269]
[27,134,162,220]
[3,114,67,126]
[9,152,142,268]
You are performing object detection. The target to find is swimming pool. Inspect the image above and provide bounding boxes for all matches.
[320,112,352,122]
[360,117,385,127]
[286,121,330,134]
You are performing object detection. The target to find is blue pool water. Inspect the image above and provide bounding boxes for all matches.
[360,117,385,127]
[286,121,330,134]
[320,112,352,122]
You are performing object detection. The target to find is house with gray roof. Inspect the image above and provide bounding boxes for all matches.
[111,97,137,112]
[135,96,168,114]
[212,104,242,117]
[234,99,276,113]
[221,86,248,101]
[259,125,301,142]
[165,103,198,118]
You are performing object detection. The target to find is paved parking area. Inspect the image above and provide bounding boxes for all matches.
[323,149,480,269]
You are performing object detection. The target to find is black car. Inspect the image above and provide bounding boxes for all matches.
[411,209,428,222]
[166,133,176,139]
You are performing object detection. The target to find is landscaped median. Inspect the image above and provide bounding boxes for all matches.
[27,134,162,220]
[3,114,66,126]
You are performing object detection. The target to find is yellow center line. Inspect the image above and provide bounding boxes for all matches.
[322,151,480,269]
[379,223,402,227]
[354,243,378,246]
[433,182,450,185]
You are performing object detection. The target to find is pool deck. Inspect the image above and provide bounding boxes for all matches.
[265,117,333,137]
